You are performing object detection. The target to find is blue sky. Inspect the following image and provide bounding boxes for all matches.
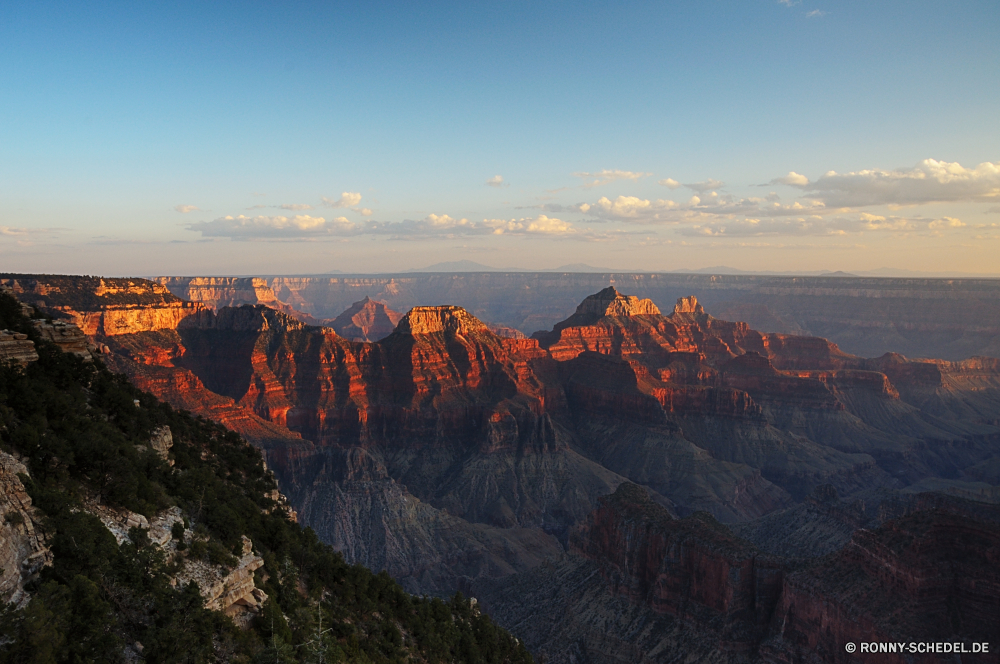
[2,0,999,275]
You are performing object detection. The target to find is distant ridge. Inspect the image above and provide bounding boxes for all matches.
[409,261,628,273]
[408,260,526,272]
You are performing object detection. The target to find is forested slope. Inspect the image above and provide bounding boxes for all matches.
[0,291,532,664]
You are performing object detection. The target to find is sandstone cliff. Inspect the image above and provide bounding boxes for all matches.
[6,274,1000,663]
[329,296,402,341]
[150,272,1000,361]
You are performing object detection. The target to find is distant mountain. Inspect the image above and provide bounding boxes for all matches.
[544,263,620,273]
[408,260,527,272]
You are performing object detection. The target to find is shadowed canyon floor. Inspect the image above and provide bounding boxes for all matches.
[4,273,1000,662]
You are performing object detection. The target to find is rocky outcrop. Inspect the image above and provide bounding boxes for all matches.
[173,535,268,624]
[32,319,94,358]
[0,452,51,607]
[0,330,38,364]
[2,275,209,336]
[330,296,403,342]
[155,276,325,326]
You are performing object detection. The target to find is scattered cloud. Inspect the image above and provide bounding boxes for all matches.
[322,192,363,208]
[676,213,967,237]
[767,171,810,187]
[187,211,588,241]
[188,215,361,239]
[245,204,268,210]
[573,169,652,188]
[798,159,1000,207]
[683,179,725,192]
[356,207,374,217]
[486,175,506,187]
[580,193,828,224]
[278,203,314,210]
[928,217,966,229]
[806,9,827,17]
[658,178,681,189]
[778,0,799,5]
[174,204,200,213]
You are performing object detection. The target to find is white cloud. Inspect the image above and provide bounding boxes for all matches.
[278,203,314,210]
[676,212,967,237]
[806,9,827,17]
[778,0,799,5]
[581,193,827,224]
[322,192,363,208]
[801,159,1000,207]
[658,178,681,189]
[573,169,652,188]
[189,210,586,241]
[486,175,505,187]
[174,204,200,213]
[481,215,575,235]
[928,217,966,229]
[188,215,361,239]
[684,179,725,192]
[768,171,810,187]
[356,207,373,217]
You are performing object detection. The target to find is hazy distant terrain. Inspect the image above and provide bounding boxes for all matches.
[161,272,1000,360]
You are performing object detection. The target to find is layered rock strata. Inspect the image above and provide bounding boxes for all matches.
[0,452,51,607]
[329,296,403,341]
[160,272,1000,360]
[0,330,38,364]
[6,274,1000,658]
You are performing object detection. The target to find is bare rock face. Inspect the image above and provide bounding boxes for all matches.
[0,330,38,364]
[174,535,268,624]
[0,452,51,607]
[32,319,94,359]
[149,425,174,464]
[1,275,209,336]
[576,286,661,318]
[330,296,403,342]
[154,276,326,326]
[394,305,491,336]
[671,295,705,316]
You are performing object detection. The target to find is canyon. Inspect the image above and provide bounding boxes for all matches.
[157,272,1000,360]
[4,272,1000,661]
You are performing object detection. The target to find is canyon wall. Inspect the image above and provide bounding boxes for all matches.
[154,273,1000,360]
[7,274,1000,662]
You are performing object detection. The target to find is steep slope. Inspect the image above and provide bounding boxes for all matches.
[156,272,1000,361]
[0,290,533,663]
[330,296,403,341]
[475,484,1000,663]
[7,274,1000,664]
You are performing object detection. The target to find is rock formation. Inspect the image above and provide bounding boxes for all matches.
[6,274,1000,662]
[32,319,94,358]
[0,330,38,364]
[0,451,51,607]
[158,272,1000,360]
[329,296,403,341]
